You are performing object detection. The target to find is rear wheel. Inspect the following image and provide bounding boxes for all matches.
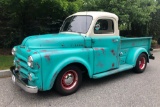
[55,65,82,95]
[133,53,147,73]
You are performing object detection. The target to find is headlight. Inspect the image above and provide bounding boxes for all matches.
[28,73,38,81]
[27,56,33,68]
[11,47,16,55]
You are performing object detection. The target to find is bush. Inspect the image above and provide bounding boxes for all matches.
[151,40,157,48]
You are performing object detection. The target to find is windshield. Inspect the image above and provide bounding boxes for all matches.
[60,15,93,34]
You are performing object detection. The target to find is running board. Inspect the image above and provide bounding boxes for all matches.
[93,64,134,79]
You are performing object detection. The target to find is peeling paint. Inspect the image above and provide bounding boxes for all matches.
[45,40,52,43]
[97,62,104,68]
[34,52,38,54]
[94,48,99,50]
[111,50,115,56]
[41,50,47,52]
[112,63,115,67]
[100,48,105,54]
[27,50,31,52]
[132,43,135,46]
[45,54,50,61]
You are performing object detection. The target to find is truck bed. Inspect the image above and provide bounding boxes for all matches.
[120,37,152,65]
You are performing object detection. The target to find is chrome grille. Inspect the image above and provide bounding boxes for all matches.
[15,55,28,78]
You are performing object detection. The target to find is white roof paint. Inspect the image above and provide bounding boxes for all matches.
[64,11,119,36]
[70,11,119,21]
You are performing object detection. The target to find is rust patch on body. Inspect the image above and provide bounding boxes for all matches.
[45,40,53,43]
[34,52,38,54]
[111,50,115,56]
[94,48,99,50]
[112,63,115,68]
[41,50,47,52]
[100,48,105,54]
[132,43,135,46]
[45,54,50,61]
[36,63,40,69]
[97,62,104,68]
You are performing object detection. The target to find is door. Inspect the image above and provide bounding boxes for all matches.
[91,19,120,74]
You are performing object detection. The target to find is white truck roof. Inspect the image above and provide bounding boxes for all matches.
[70,11,119,21]
[64,11,119,36]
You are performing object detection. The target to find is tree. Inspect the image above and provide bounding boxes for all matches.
[149,0,160,39]
[0,0,83,48]
[82,0,158,36]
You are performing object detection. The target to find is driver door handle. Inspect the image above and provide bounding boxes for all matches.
[113,39,118,42]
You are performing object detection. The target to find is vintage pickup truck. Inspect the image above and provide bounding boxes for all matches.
[10,11,155,95]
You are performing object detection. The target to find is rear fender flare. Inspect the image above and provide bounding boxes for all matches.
[126,48,149,67]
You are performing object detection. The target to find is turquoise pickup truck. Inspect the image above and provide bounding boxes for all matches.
[10,11,155,95]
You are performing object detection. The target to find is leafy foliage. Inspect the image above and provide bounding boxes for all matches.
[82,0,159,36]
[0,0,83,48]
[0,0,159,49]
[149,0,160,39]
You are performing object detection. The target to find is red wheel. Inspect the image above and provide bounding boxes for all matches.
[61,70,78,90]
[55,66,82,95]
[133,53,147,73]
[139,57,146,70]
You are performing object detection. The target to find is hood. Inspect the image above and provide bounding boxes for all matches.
[21,33,85,49]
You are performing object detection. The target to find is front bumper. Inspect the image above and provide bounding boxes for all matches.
[10,66,38,93]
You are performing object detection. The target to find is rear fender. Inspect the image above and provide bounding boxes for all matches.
[126,48,149,67]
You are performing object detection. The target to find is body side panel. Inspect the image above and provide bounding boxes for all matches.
[91,36,120,74]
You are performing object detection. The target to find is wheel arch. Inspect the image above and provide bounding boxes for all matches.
[126,47,149,67]
[48,57,92,90]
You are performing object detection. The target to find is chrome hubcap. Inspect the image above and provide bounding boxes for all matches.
[61,70,78,90]
[64,73,74,85]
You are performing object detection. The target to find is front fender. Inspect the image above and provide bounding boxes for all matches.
[48,57,92,89]
[126,47,149,67]
[40,49,93,91]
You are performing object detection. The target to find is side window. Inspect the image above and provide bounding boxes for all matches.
[94,19,114,34]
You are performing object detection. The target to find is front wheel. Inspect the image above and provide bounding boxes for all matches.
[55,65,82,96]
[133,53,147,73]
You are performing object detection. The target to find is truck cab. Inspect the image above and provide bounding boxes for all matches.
[10,11,154,95]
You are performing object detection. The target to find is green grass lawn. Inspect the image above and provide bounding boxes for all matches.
[0,55,14,70]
